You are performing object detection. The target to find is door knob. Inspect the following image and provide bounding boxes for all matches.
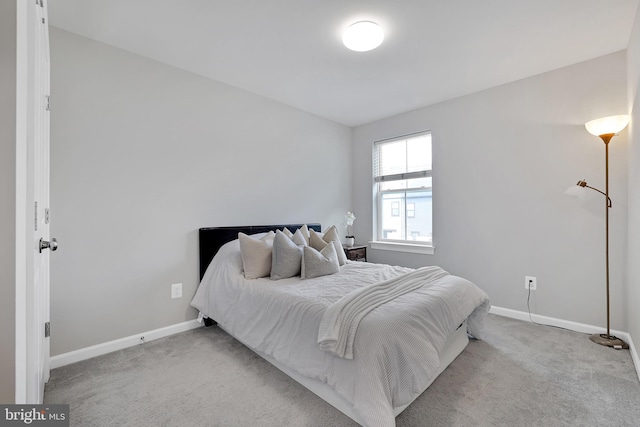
[39,238,58,253]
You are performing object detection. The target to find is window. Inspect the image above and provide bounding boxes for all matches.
[373,132,432,249]
[407,203,415,218]
[391,202,400,216]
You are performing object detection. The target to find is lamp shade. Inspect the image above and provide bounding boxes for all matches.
[343,21,384,52]
[585,115,630,137]
[565,184,586,199]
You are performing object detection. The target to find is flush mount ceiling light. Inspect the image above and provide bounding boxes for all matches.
[343,21,384,52]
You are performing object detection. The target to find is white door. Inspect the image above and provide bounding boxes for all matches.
[25,0,53,403]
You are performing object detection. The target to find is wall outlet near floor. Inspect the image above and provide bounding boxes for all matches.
[171,283,183,299]
[525,276,537,290]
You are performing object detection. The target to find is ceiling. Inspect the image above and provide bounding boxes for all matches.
[48,0,639,127]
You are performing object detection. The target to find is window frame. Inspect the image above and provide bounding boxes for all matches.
[372,131,434,254]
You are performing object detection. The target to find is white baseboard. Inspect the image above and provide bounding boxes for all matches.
[628,335,640,384]
[49,319,202,369]
[490,306,639,383]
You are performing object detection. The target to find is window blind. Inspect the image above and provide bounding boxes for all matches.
[374,132,432,183]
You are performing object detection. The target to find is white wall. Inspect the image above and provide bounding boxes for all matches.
[352,52,629,330]
[49,28,352,355]
[627,5,640,350]
[0,0,17,403]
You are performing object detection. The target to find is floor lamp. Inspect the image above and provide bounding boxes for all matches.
[566,114,629,349]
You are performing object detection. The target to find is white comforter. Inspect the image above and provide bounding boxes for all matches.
[191,239,490,427]
[318,266,450,359]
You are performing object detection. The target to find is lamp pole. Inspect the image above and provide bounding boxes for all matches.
[602,133,613,340]
[589,132,627,349]
[576,115,629,349]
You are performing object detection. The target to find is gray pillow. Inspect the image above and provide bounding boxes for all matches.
[309,229,329,251]
[271,230,303,280]
[301,243,340,279]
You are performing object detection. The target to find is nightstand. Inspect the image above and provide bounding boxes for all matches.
[343,244,367,262]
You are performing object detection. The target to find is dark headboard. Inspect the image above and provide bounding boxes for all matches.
[199,223,321,280]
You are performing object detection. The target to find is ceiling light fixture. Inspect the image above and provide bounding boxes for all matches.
[343,21,384,52]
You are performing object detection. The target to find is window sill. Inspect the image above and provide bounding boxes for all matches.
[369,241,435,255]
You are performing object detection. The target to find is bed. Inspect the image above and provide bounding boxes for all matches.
[191,224,490,427]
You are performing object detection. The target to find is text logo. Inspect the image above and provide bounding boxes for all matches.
[1,405,69,426]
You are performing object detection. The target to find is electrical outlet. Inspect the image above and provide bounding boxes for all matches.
[525,276,537,290]
[171,283,183,299]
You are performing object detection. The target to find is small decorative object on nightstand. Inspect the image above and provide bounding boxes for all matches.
[343,244,367,262]
[345,211,356,247]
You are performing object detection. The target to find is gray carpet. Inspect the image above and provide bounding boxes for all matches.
[44,314,640,426]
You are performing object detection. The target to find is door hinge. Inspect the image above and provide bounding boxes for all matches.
[38,1,45,23]
[46,95,51,111]
[45,322,50,338]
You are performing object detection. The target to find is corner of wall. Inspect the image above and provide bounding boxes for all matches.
[626,1,640,364]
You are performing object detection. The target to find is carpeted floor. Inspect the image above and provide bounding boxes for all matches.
[44,314,640,426]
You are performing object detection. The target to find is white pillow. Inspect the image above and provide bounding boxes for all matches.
[301,243,340,279]
[238,231,275,279]
[281,227,294,239]
[323,226,348,265]
[271,230,303,280]
[310,227,347,266]
[298,224,311,245]
[292,228,308,246]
